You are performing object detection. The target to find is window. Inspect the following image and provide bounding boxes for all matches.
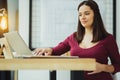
[29,0,116,49]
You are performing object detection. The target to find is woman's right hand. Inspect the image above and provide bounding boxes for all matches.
[33,48,53,56]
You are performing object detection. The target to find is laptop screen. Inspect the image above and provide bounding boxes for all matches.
[3,31,32,56]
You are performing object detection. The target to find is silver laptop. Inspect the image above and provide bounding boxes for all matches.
[3,31,78,58]
[3,31,33,58]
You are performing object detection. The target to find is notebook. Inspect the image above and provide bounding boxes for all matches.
[3,31,78,59]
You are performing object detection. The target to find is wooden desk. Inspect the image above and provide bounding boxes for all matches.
[0,58,96,71]
[0,38,96,70]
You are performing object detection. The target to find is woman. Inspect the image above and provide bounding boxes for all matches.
[34,0,120,80]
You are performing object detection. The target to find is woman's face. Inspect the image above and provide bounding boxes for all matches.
[78,5,94,29]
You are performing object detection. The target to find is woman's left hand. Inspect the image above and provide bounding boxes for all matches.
[88,62,106,75]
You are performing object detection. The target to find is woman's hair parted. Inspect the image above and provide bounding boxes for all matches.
[75,0,109,43]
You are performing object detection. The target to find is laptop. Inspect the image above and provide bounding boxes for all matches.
[3,31,78,59]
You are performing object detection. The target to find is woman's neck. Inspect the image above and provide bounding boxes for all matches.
[85,27,93,35]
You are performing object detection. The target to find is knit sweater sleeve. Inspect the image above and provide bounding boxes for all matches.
[51,33,74,55]
[104,35,120,74]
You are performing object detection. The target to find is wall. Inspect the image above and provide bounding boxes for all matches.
[18,70,49,80]
[7,0,18,31]
[115,0,120,79]
[18,0,29,45]
[18,0,50,80]
[116,0,120,49]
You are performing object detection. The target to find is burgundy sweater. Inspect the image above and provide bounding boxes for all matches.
[52,33,120,80]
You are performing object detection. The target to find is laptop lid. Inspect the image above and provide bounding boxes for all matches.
[3,31,32,56]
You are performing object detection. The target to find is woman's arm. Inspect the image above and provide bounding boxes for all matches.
[88,62,114,75]
[88,35,120,75]
[105,35,120,74]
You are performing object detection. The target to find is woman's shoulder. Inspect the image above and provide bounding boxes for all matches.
[101,33,116,44]
[106,33,115,40]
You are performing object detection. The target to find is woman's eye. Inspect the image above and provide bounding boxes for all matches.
[85,12,90,15]
[79,14,82,16]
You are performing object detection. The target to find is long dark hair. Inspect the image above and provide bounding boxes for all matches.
[75,0,109,43]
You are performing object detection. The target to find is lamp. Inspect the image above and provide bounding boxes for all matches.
[0,8,8,37]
